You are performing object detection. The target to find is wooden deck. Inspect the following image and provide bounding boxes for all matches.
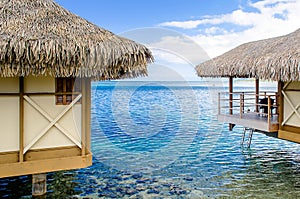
[218,113,279,132]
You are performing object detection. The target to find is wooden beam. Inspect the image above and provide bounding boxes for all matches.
[19,77,24,162]
[85,78,91,153]
[229,76,233,115]
[278,130,300,143]
[278,81,284,130]
[229,76,235,130]
[0,146,81,163]
[239,93,243,118]
[218,114,278,133]
[218,93,221,115]
[267,96,271,126]
[81,78,86,156]
[0,153,92,178]
[63,78,67,104]
[281,125,300,134]
[24,146,81,161]
[255,79,259,112]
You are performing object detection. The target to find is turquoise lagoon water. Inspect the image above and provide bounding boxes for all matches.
[1,81,300,198]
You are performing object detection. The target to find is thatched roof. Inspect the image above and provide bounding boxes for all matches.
[196,28,300,81]
[0,0,153,80]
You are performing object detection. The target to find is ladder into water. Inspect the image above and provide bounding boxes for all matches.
[241,127,254,148]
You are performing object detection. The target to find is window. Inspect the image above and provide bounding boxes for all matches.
[56,78,81,105]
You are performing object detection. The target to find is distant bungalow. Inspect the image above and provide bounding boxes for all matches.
[196,28,300,145]
[0,0,153,195]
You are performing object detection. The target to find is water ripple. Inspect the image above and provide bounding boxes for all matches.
[1,84,300,198]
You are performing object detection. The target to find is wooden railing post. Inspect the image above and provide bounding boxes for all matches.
[229,77,233,116]
[275,92,279,115]
[240,93,244,118]
[255,79,259,112]
[267,96,271,126]
[229,77,234,131]
[242,92,245,113]
[218,92,221,115]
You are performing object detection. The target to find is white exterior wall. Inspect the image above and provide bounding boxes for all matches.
[24,76,82,150]
[0,76,82,153]
[0,78,19,152]
[283,81,300,128]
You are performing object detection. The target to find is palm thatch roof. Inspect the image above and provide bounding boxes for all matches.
[0,0,153,80]
[196,28,300,81]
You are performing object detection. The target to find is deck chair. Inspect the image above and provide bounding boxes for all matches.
[259,97,274,116]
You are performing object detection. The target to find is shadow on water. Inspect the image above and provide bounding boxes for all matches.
[0,175,31,198]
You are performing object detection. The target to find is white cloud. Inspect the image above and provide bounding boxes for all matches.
[159,20,203,29]
[158,0,300,58]
[149,35,209,65]
[159,10,260,29]
[204,27,228,35]
[119,28,210,81]
[135,35,210,81]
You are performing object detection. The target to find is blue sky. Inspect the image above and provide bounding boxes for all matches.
[56,0,243,33]
[56,0,300,81]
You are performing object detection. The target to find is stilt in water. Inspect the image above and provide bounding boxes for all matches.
[32,173,47,196]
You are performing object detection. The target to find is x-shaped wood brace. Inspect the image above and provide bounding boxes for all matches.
[23,94,82,154]
[282,91,300,125]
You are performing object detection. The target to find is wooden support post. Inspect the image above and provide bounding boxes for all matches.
[19,77,24,162]
[229,76,233,115]
[275,92,278,115]
[278,81,284,129]
[32,173,47,196]
[255,79,259,113]
[81,78,86,156]
[85,78,91,152]
[267,96,271,127]
[229,77,235,130]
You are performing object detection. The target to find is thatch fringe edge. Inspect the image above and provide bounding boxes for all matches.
[0,38,154,80]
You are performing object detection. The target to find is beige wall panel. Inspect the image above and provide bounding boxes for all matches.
[283,82,300,127]
[285,81,300,89]
[32,127,76,149]
[24,76,55,93]
[0,97,19,152]
[59,105,82,139]
[0,78,19,93]
[24,96,81,150]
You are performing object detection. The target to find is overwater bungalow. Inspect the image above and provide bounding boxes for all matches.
[196,28,300,145]
[0,0,153,195]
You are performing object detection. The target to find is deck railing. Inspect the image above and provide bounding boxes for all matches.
[218,91,279,124]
